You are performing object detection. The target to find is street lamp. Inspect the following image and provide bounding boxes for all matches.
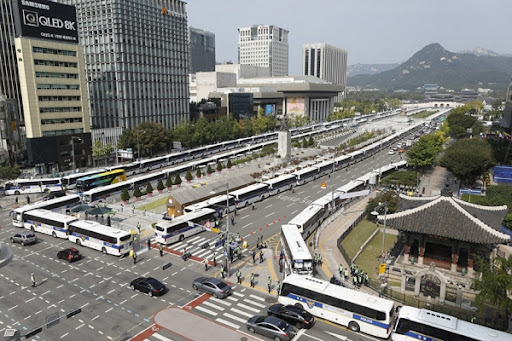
[371,202,388,263]
[70,136,82,171]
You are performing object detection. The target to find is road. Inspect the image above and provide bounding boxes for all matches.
[0,127,414,340]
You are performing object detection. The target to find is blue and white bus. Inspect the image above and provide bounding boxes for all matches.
[294,167,320,186]
[264,174,296,196]
[154,208,218,244]
[67,220,132,256]
[183,194,236,216]
[280,274,395,339]
[230,183,270,208]
[287,204,324,238]
[22,208,78,239]
[12,194,81,227]
[3,178,62,195]
[281,224,313,275]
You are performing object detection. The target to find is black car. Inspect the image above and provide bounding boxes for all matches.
[130,277,167,297]
[57,247,82,262]
[267,304,315,329]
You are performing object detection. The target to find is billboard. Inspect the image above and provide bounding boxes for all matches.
[286,97,305,116]
[12,0,78,44]
[265,104,276,116]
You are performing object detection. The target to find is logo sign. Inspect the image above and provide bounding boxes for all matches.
[12,0,78,43]
[320,182,327,189]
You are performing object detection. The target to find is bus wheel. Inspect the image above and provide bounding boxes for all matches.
[179,235,184,242]
[52,232,57,238]
[348,321,360,332]
[14,190,20,195]
[294,303,304,310]
[101,247,107,255]
[30,226,35,232]
[76,239,81,246]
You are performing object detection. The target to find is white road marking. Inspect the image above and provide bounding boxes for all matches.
[194,305,217,316]
[202,301,225,311]
[152,333,174,341]
[236,303,260,313]
[216,318,239,329]
[224,313,247,324]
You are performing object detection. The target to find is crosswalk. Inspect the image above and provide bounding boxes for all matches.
[193,290,268,329]
[153,235,249,261]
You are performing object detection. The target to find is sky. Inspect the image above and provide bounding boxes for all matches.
[186,0,512,76]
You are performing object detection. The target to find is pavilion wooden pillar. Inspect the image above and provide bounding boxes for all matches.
[451,241,458,272]
[418,235,425,265]
[468,246,475,277]
[403,234,410,263]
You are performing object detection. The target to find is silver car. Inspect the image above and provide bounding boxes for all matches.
[192,277,232,299]
[10,231,37,246]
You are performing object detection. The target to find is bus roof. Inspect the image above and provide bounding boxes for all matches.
[12,194,80,213]
[293,166,318,176]
[24,208,79,224]
[230,183,268,195]
[156,208,215,228]
[263,174,296,185]
[284,274,394,312]
[289,205,323,226]
[62,169,106,181]
[69,220,131,237]
[185,195,233,211]
[281,225,312,260]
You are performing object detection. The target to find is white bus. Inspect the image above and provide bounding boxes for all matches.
[61,169,105,189]
[279,274,395,339]
[67,220,132,256]
[154,208,218,244]
[11,194,81,227]
[3,178,62,195]
[294,167,320,186]
[183,195,236,216]
[263,174,296,196]
[280,224,313,275]
[230,183,269,208]
[288,204,324,238]
[393,306,511,341]
[22,209,78,239]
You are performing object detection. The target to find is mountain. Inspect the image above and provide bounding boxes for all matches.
[347,63,400,77]
[459,47,500,57]
[348,43,512,91]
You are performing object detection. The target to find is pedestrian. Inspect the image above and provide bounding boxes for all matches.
[132,205,135,214]
[204,258,209,271]
[31,273,36,287]
[159,244,163,257]
[353,276,357,287]
[252,249,256,263]
[230,215,234,226]
[318,254,323,266]
[213,252,217,267]
[15,196,18,205]
[137,222,141,233]
[236,269,242,284]
[339,264,343,276]
[276,280,281,294]
[252,202,255,210]
[280,250,285,260]
[143,208,147,216]
[133,251,137,264]
[344,269,349,280]
[250,273,255,288]
[279,259,284,273]
[183,246,187,255]
[267,276,271,293]
[26,195,30,204]
[259,250,264,263]
[220,264,225,278]
[147,239,151,250]
[471,316,476,324]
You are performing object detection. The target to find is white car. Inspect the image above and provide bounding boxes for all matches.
[388,150,395,155]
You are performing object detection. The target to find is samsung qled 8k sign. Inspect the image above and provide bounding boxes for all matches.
[12,0,78,43]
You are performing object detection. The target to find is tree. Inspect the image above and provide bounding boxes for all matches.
[440,139,495,186]
[216,162,223,172]
[308,136,315,147]
[133,185,142,198]
[446,106,480,138]
[207,164,213,175]
[156,179,164,191]
[195,168,202,178]
[117,128,134,150]
[145,181,153,194]
[120,188,130,202]
[226,159,232,169]
[471,256,512,315]
[0,165,21,179]
[174,173,182,185]
[135,122,169,157]
[406,134,445,168]
[165,175,173,188]
[92,139,107,158]
[365,191,399,222]
[252,109,269,134]
[185,169,193,181]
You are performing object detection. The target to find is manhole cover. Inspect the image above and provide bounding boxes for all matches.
[240,337,248,341]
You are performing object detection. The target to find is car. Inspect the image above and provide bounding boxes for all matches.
[10,231,37,246]
[57,247,82,262]
[267,304,315,329]
[130,277,167,297]
[388,150,395,155]
[246,315,296,341]
[192,277,232,299]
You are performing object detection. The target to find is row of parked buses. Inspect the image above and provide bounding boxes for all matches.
[3,109,401,196]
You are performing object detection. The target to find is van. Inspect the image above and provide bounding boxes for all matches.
[10,231,37,246]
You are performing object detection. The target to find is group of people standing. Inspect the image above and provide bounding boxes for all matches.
[338,263,368,288]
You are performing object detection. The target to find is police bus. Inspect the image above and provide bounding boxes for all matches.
[11,195,81,227]
[154,208,218,245]
[263,174,296,196]
[22,208,78,239]
[279,274,395,339]
[230,183,270,208]
[280,224,313,275]
[183,194,236,216]
[67,220,132,256]
[3,178,62,195]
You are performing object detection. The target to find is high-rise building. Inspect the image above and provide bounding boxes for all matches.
[502,76,512,130]
[0,0,26,163]
[189,27,215,74]
[302,43,347,101]
[59,0,190,130]
[5,0,92,171]
[238,25,288,76]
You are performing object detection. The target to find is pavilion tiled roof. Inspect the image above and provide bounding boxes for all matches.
[378,194,510,244]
